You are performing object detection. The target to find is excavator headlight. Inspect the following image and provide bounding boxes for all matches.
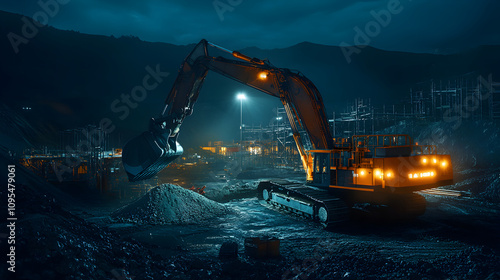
[441,161,447,167]
[259,72,268,80]
[422,158,427,164]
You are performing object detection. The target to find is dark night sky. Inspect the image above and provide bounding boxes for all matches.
[1,0,499,53]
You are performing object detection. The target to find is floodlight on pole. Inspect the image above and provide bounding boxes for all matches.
[237,93,246,171]
[237,93,246,100]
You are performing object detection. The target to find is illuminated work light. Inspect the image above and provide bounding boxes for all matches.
[408,171,436,179]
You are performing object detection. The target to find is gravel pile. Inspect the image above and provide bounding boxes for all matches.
[112,184,229,225]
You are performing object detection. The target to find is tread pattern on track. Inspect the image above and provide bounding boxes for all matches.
[258,180,350,227]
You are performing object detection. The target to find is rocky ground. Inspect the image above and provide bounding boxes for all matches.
[2,159,500,280]
[2,120,500,280]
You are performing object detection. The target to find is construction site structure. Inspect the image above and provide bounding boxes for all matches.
[20,125,156,199]
[331,74,499,138]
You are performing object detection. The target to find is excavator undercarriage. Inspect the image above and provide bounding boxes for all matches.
[258,180,428,227]
[257,180,350,227]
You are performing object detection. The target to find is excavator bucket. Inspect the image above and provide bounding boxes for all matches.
[122,131,183,182]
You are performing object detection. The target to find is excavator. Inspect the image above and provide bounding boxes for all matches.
[122,39,453,227]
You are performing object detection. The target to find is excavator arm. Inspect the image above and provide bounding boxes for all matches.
[123,39,333,182]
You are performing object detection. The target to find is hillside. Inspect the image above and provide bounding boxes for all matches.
[1,10,499,149]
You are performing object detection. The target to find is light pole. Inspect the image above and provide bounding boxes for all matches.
[237,93,246,171]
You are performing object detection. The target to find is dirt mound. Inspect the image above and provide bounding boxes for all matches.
[112,184,229,225]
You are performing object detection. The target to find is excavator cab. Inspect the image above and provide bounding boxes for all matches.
[312,152,330,187]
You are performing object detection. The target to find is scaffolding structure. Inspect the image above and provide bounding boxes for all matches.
[331,74,499,137]
[418,73,499,121]
[239,107,301,169]
[21,124,156,199]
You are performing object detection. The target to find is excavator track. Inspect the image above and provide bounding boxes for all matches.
[257,180,350,227]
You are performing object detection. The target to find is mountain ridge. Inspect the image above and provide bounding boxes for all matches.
[1,10,499,149]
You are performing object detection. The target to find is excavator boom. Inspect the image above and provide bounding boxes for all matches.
[122,39,332,181]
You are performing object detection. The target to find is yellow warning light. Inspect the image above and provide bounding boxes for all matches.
[409,171,435,179]
[375,170,381,176]
[441,161,447,167]
[259,72,268,80]
[386,172,392,178]
[433,158,437,164]
[422,158,427,164]
[360,171,365,176]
